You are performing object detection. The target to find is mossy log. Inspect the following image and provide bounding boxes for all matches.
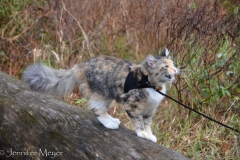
[0,71,190,160]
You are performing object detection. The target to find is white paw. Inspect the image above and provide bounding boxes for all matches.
[136,131,157,143]
[136,130,148,139]
[112,118,121,125]
[97,116,119,129]
[148,134,157,143]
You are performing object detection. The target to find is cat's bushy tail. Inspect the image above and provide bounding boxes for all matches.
[22,63,78,96]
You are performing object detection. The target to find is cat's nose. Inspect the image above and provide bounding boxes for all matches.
[169,67,177,73]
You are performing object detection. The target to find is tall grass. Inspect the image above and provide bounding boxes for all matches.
[0,0,239,159]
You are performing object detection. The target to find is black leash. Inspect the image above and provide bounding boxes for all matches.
[152,87,240,134]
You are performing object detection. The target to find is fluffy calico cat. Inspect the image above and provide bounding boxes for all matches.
[22,48,178,142]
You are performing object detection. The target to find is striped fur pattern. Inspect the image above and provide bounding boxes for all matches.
[22,48,178,142]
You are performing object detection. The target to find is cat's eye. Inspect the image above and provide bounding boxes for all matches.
[156,73,159,75]
[165,65,169,68]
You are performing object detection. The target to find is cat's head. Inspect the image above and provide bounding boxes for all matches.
[142,48,178,87]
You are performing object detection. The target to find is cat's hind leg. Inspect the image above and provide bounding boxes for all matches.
[88,94,120,129]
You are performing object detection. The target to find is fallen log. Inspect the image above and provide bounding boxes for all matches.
[0,71,190,160]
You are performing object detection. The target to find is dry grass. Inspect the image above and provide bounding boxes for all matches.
[0,0,240,159]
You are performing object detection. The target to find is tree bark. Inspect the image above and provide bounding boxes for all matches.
[0,71,190,160]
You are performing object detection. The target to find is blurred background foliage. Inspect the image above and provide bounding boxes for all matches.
[0,0,239,159]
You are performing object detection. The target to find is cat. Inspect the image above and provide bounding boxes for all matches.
[22,48,178,142]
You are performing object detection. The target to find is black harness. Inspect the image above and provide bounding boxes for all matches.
[124,70,155,93]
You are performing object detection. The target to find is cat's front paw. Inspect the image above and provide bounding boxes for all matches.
[136,131,157,143]
[148,134,157,143]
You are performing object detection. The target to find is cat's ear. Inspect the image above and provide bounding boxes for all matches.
[159,48,170,57]
[146,54,158,67]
